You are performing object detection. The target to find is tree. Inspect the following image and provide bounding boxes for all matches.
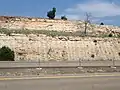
[0,46,15,61]
[47,7,56,19]
[52,7,56,13]
[84,12,91,35]
[61,16,67,20]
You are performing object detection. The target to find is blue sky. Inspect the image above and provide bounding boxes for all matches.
[0,0,120,26]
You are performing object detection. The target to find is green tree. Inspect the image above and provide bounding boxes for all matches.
[47,7,56,19]
[0,46,15,61]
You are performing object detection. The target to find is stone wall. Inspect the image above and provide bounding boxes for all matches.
[0,34,119,61]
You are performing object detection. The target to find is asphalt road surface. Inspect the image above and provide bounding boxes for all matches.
[0,75,120,90]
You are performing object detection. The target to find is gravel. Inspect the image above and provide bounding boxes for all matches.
[0,67,120,77]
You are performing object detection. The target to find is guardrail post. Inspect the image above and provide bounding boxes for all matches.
[38,59,40,68]
[79,58,81,67]
[111,58,116,69]
[112,59,115,67]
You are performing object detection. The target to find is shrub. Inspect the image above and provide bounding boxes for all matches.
[0,46,15,61]
[61,16,67,20]
[100,22,104,25]
[108,33,113,37]
[93,40,97,43]
[118,34,120,38]
[47,7,56,19]
[91,54,95,58]
[118,52,120,56]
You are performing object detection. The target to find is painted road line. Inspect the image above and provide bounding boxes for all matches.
[0,74,120,81]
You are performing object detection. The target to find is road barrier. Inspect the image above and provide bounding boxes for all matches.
[0,60,120,68]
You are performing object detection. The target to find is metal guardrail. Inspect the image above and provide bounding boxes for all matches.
[0,60,120,68]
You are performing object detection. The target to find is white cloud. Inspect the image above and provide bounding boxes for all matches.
[59,0,120,21]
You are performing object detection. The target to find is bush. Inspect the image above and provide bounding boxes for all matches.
[118,34,120,38]
[118,52,120,56]
[108,33,113,37]
[100,22,104,25]
[61,16,67,20]
[0,46,15,61]
[47,7,56,19]
[93,40,97,43]
[91,54,95,58]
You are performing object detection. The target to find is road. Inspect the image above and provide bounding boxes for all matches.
[0,75,120,90]
[0,60,120,68]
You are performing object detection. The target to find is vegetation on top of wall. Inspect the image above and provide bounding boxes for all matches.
[0,28,119,38]
[0,28,86,37]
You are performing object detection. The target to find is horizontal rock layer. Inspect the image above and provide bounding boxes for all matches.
[0,34,119,61]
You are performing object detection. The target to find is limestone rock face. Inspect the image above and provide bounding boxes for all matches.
[0,16,119,35]
[0,34,119,61]
[0,16,119,61]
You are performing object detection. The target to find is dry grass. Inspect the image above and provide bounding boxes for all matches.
[0,28,119,38]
